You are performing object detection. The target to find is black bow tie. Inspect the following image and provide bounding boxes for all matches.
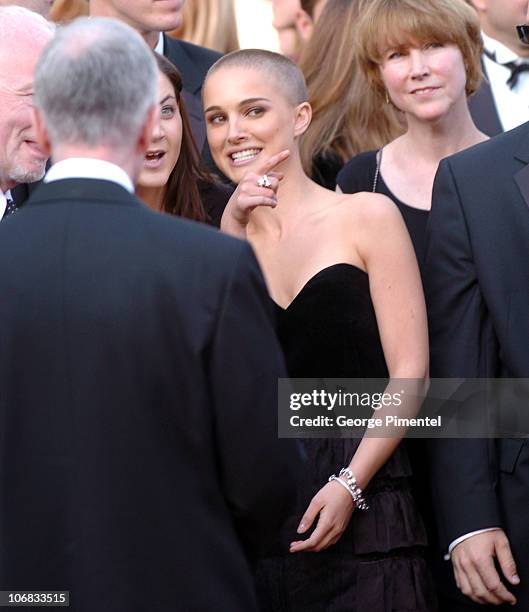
[484,48,529,89]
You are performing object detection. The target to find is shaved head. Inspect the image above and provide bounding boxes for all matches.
[205,49,308,107]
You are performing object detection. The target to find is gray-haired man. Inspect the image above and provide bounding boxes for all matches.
[0,16,300,612]
[0,6,53,219]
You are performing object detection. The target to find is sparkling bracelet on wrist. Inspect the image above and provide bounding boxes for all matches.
[339,467,369,510]
[328,467,369,510]
[328,474,356,502]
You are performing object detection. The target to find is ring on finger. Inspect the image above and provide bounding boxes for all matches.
[257,174,272,188]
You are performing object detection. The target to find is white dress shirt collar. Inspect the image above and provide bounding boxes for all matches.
[44,158,134,193]
[481,32,529,132]
[0,189,6,219]
[482,32,520,65]
[0,188,12,220]
[154,32,164,55]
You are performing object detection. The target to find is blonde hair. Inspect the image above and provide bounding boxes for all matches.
[298,0,403,176]
[49,0,89,23]
[170,0,239,54]
[355,0,483,102]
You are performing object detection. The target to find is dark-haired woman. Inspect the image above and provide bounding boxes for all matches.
[136,54,231,226]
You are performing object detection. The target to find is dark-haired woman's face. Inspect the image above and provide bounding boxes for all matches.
[137,71,182,190]
[203,65,299,184]
[380,42,467,122]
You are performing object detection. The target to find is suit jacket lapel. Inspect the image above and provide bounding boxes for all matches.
[514,134,529,211]
[11,180,44,209]
[163,35,202,94]
[468,63,503,137]
[163,35,206,150]
[182,89,206,152]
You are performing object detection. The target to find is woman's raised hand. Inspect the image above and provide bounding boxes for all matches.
[220,149,290,238]
[289,479,355,553]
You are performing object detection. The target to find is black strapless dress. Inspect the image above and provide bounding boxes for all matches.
[255,264,437,611]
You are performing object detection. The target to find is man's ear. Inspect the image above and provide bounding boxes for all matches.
[137,104,158,155]
[293,101,312,138]
[32,107,51,158]
[294,9,314,43]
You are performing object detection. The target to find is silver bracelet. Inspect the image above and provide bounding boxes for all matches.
[338,467,369,510]
[328,470,369,510]
[328,474,356,502]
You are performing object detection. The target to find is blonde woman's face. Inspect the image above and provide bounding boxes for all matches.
[203,66,299,184]
[380,42,468,122]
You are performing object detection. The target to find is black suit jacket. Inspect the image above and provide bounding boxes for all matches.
[425,122,529,608]
[468,62,503,137]
[0,178,301,611]
[10,179,40,210]
[163,35,221,176]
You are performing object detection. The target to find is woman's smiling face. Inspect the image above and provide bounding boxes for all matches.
[379,41,468,122]
[203,65,302,184]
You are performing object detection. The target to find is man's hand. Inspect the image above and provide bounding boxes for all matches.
[451,529,520,605]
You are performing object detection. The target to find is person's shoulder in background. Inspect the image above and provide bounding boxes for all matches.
[164,35,222,82]
[336,149,378,194]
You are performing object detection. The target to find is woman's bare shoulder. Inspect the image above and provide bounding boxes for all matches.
[333,191,403,227]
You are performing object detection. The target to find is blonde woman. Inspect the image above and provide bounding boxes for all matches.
[299,0,403,189]
[49,0,88,22]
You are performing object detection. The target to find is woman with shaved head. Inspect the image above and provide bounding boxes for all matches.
[203,49,437,611]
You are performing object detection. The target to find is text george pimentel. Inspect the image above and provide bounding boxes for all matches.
[289,415,442,428]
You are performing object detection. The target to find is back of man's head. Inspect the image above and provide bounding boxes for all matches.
[34,17,157,155]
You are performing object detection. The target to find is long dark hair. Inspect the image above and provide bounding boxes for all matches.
[154,53,212,222]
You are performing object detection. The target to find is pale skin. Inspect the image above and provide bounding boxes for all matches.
[204,64,428,553]
[89,0,185,49]
[135,71,183,211]
[470,0,529,58]
[0,0,53,17]
[0,29,52,191]
[375,42,488,211]
[451,531,519,606]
